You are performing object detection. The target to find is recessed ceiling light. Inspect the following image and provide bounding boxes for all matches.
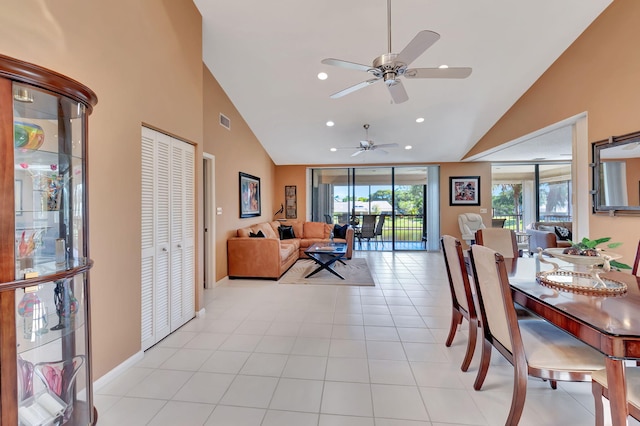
[438,64,449,69]
[416,117,424,123]
[317,72,328,80]
[405,145,412,150]
[330,147,337,152]
[326,121,335,127]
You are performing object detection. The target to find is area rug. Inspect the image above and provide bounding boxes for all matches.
[279,258,375,286]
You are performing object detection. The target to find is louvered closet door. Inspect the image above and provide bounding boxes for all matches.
[170,139,195,331]
[141,128,171,350]
[141,127,194,350]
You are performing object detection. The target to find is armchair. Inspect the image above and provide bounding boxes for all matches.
[458,213,486,245]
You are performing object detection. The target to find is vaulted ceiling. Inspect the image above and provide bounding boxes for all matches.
[194,0,611,165]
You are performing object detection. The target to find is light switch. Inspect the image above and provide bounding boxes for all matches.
[480,208,487,214]
[216,207,223,215]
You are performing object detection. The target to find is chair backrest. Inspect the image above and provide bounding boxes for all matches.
[458,213,486,241]
[633,240,640,276]
[491,218,506,228]
[374,214,386,236]
[360,215,376,238]
[475,228,519,259]
[324,214,333,224]
[469,244,524,358]
[441,235,474,315]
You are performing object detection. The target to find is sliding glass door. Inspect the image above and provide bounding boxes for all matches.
[311,166,439,251]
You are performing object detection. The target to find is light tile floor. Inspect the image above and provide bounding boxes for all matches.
[95,251,639,425]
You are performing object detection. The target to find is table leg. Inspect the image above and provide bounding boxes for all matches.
[305,255,345,280]
[605,357,628,426]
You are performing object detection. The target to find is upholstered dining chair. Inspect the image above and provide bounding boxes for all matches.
[633,239,640,276]
[475,228,519,259]
[468,244,606,426]
[441,235,479,372]
[591,367,640,426]
[458,213,486,245]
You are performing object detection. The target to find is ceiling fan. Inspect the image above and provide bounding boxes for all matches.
[321,0,472,104]
[335,124,399,157]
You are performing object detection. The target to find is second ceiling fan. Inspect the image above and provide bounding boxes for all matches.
[335,124,399,157]
[321,0,472,104]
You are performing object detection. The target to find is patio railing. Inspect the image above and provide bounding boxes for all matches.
[332,213,426,243]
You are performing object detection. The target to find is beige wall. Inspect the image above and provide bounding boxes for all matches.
[274,166,308,221]
[202,66,276,281]
[0,0,204,379]
[467,0,640,263]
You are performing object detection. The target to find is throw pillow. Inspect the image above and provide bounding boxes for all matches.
[278,225,296,240]
[249,230,265,238]
[333,224,348,239]
[554,226,572,241]
[538,225,556,233]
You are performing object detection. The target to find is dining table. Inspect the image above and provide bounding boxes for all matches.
[505,255,640,426]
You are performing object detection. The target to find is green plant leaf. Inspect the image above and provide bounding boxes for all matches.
[592,237,611,246]
[610,260,632,270]
[606,242,623,249]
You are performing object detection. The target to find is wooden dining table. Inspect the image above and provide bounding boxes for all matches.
[505,256,640,426]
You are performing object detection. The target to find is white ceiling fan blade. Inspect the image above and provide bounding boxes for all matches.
[330,78,381,99]
[321,58,372,73]
[387,80,409,104]
[395,30,440,66]
[405,67,472,79]
[374,149,389,155]
[373,143,399,149]
[351,149,364,157]
[334,146,359,150]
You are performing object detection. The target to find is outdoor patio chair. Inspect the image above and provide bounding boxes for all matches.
[358,215,376,245]
[374,214,387,245]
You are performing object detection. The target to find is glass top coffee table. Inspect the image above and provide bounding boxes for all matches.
[304,243,348,280]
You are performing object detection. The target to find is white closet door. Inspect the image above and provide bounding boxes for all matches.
[141,127,193,349]
[170,139,195,331]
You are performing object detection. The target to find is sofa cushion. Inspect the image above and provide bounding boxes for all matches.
[249,230,265,238]
[334,224,348,239]
[278,225,296,240]
[255,222,278,239]
[554,226,572,241]
[304,222,328,239]
[280,243,298,261]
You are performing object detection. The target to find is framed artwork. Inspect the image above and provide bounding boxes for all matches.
[449,176,481,206]
[239,172,261,218]
[285,185,297,219]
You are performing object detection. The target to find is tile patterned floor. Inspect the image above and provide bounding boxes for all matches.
[95,251,639,425]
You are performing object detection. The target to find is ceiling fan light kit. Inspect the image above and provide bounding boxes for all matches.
[321,0,471,103]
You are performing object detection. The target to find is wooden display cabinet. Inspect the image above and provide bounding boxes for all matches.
[0,55,97,425]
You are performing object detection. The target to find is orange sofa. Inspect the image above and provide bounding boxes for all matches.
[227,220,354,279]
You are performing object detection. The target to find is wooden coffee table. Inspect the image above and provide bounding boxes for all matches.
[304,243,347,279]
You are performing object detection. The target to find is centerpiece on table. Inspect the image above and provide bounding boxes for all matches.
[538,237,631,294]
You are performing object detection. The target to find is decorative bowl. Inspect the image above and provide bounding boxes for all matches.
[542,248,622,267]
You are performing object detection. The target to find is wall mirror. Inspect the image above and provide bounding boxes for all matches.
[592,130,640,214]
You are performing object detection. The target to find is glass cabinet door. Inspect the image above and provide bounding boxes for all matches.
[11,81,94,425]
[13,82,87,280]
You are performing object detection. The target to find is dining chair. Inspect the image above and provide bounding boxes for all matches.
[373,214,387,245]
[633,239,640,276]
[324,214,333,224]
[468,244,606,425]
[591,367,640,426]
[358,215,376,245]
[475,228,519,259]
[441,235,479,372]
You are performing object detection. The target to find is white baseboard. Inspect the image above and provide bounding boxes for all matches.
[196,308,206,317]
[93,351,144,392]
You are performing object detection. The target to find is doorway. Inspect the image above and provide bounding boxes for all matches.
[203,153,215,289]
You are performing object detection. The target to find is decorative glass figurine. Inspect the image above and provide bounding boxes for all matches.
[17,292,48,340]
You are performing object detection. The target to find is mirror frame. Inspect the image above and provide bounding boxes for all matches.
[591,130,640,215]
